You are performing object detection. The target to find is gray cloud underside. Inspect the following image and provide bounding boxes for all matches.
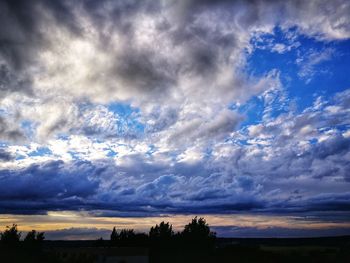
[1,129,349,217]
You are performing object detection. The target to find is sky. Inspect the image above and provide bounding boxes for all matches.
[0,0,350,239]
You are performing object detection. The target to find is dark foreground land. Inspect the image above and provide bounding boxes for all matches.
[1,236,350,263]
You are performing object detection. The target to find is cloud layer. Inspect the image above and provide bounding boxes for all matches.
[0,0,349,233]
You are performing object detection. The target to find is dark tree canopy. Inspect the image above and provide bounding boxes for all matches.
[110,228,139,246]
[183,217,212,237]
[110,227,118,242]
[182,217,216,246]
[109,217,216,249]
[24,230,45,246]
[149,221,174,240]
[0,224,21,247]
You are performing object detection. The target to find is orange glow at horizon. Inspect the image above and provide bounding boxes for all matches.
[1,212,349,233]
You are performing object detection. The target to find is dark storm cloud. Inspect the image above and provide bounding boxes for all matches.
[0,0,252,100]
[0,0,81,97]
[0,63,32,95]
[304,192,350,212]
[312,134,350,160]
[0,0,203,101]
[0,149,14,161]
[1,151,349,217]
[0,0,349,98]
[0,160,99,201]
[0,0,79,70]
[113,48,177,94]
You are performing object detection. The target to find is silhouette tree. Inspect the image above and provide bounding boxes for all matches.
[181,217,216,248]
[119,229,136,245]
[110,228,137,246]
[150,221,174,240]
[23,230,45,249]
[149,221,174,247]
[24,230,45,242]
[0,224,21,248]
[110,227,118,244]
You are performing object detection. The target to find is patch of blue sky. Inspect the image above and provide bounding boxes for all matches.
[203,146,213,160]
[68,150,80,160]
[247,26,350,112]
[15,154,26,160]
[20,120,36,138]
[108,102,145,135]
[108,102,139,117]
[56,134,70,141]
[236,96,265,127]
[321,124,350,133]
[106,150,117,157]
[309,138,318,145]
[145,144,156,156]
[28,146,52,157]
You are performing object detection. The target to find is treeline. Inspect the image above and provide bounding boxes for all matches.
[0,217,215,248]
[108,217,216,248]
[0,224,45,249]
[0,217,216,263]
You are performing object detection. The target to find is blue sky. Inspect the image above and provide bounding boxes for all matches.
[0,0,350,239]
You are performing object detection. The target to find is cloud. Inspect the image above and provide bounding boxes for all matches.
[0,0,349,225]
[312,134,350,160]
[1,0,348,141]
[1,89,349,216]
[0,0,79,70]
[304,192,350,212]
[167,109,243,147]
[0,62,32,96]
[0,116,25,142]
[0,149,14,161]
[0,160,100,213]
